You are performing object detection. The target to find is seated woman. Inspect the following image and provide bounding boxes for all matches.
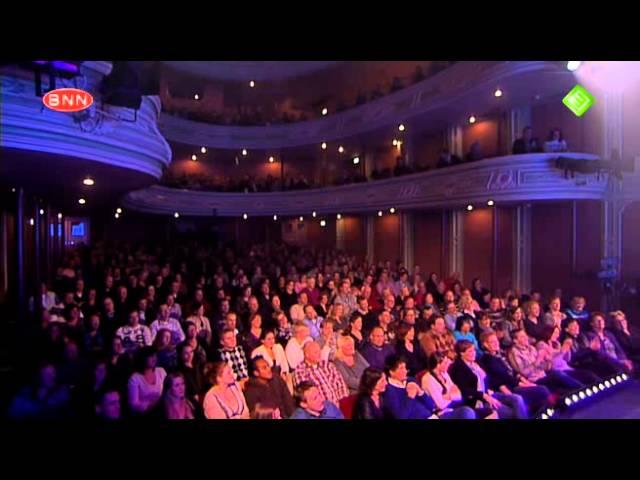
[508,329,582,396]
[474,313,494,340]
[242,313,263,355]
[176,342,206,405]
[536,325,601,385]
[454,316,482,358]
[8,363,72,420]
[334,335,370,395]
[544,296,567,328]
[449,340,528,419]
[185,302,212,347]
[160,372,201,420]
[420,316,457,361]
[543,128,568,153]
[274,311,293,346]
[127,347,167,416]
[317,318,339,362]
[183,322,208,368]
[345,313,366,351]
[382,354,475,419]
[458,296,477,320]
[203,361,250,419]
[500,307,525,350]
[560,318,621,378]
[523,301,545,342]
[153,329,177,371]
[422,352,493,419]
[610,310,640,369]
[353,367,388,419]
[395,323,426,376]
[251,329,291,377]
[478,331,551,417]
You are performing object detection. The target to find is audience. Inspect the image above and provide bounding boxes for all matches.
[334,335,370,395]
[203,361,250,419]
[292,342,349,407]
[244,357,295,418]
[290,381,344,420]
[353,367,388,419]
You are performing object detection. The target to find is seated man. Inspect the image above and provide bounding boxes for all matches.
[290,381,344,420]
[302,304,323,340]
[285,323,313,370]
[586,312,633,374]
[216,328,250,384]
[292,342,349,407]
[512,126,541,154]
[244,357,295,419]
[361,326,395,370]
[564,296,590,329]
[150,304,185,346]
[115,310,152,354]
[95,388,122,421]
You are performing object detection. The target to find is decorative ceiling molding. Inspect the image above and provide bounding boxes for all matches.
[162,61,343,81]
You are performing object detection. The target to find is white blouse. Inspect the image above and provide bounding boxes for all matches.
[422,371,462,411]
[251,343,290,374]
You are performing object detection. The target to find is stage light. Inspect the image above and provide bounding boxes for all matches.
[494,88,503,98]
[243,213,248,220]
[273,215,278,221]
[174,212,180,218]
[541,413,548,419]
[337,213,342,220]
[567,61,582,72]
[616,375,623,382]
[398,124,405,132]
[466,205,473,211]
[322,107,328,116]
[353,156,360,165]
[320,219,326,227]
[392,139,398,146]
[39,209,44,215]
[11,188,16,193]
[312,211,317,218]
[468,115,477,124]
[116,208,122,214]
[29,218,34,226]
[598,383,605,390]
[611,378,617,385]
[338,146,344,153]
[191,155,197,161]
[299,216,304,222]
[564,398,572,406]
[78,198,86,205]
[83,177,95,186]
[242,149,248,156]
[622,374,628,381]
[201,147,207,154]
[321,142,327,150]
[249,80,255,88]
[57,213,62,220]
[487,200,495,206]
[114,213,119,219]
[571,394,579,402]
[194,94,199,100]
[390,207,396,214]
[604,380,611,388]
[268,156,275,163]
[579,391,586,400]
[377,210,383,217]
[586,388,593,396]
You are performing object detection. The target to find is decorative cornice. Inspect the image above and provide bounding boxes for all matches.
[158,61,569,149]
[123,153,607,216]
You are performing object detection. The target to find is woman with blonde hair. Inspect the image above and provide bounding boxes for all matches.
[523,300,545,342]
[334,334,370,395]
[203,362,250,419]
[161,371,199,419]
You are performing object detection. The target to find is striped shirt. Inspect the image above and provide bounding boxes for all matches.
[293,360,349,405]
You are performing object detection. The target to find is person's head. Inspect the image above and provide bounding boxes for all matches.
[271,295,281,310]
[548,128,563,142]
[208,361,235,387]
[610,311,628,331]
[158,304,169,321]
[522,126,533,141]
[248,296,259,314]
[194,288,204,303]
[293,322,310,341]
[321,319,335,338]
[111,336,124,355]
[512,329,530,348]
[358,367,387,397]
[249,313,262,330]
[224,312,237,330]
[455,340,476,363]
[349,313,363,332]
[156,329,172,349]
[275,312,288,328]
[549,296,562,313]
[128,310,140,327]
[337,334,356,358]
[396,322,415,343]
[524,301,540,318]
[178,342,194,366]
[571,296,586,313]
[76,278,84,292]
[510,306,524,323]
[182,321,196,341]
[340,280,350,295]
[260,282,270,296]
[164,371,186,400]
[444,290,455,304]
[96,389,121,420]
[221,328,238,350]
[103,297,114,313]
[478,313,492,329]
[219,299,230,315]
[540,324,560,343]
[383,295,395,310]
[250,356,273,381]
[446,301,458,314]
[432,316,447,334]
[456,316,473,334]
[135,347,158,372]
[590,312,606,333]
[333,303,345,318]
[480,331,500,355]
[118,286,128,300]
[260,329,276,349]
[565,318,580,337]
[64,341,80,362]
[294,382,324,413]
[427,351,452,373]
[489,297,501,312]
[385,355,408,382]
[403,309,416,325]
[286,280,295,293]
[378,310,392,328]
[368,326,385,347]
[303,341,322,364]
[89,313,101,331]
[304,304,317,320]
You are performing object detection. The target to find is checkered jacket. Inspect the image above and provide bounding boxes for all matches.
[218,346,249,381]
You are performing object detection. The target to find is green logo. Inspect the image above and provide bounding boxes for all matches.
[563,84,595,117]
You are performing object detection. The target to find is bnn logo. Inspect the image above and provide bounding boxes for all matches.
[43,88,93,112]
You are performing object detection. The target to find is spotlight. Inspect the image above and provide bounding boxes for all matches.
[571,394,579,402]
[338,146,344,153]
[579,391,586,400]
[29,218,34,226]
[541,413,548,420]
[83,177,95,186]
[389,207,396,214]
[299,216,304,222]
[322,107,328,116]
[487,200,495,207]
[11,188,16,193]
[116,208,122,214]
[616,375,623,382]
[337,213,342,220]
[174,212,180,218]
[57,213,62,220]
[321,142,327,150]
[494,88,503,98]
[398,124,405,132]
[377,210,383,217]
[598,383,605,390]
[604,380,611,388]
[273,215,278,221]
[392,139,398,146]
[39,209,44,215]
[468,115,477,124]
[243,213,248,220]
[611,378,617,385]
[320,219,326,227]
[201,147,207,154]
[194,94,200,100]
[622,374,628,381]
[242,149,248,156]
[78,198,86,205]
[466,205,473,211]
[114,213,119,219]
[566,61,582,72]
[564,398,572,406]
[586,388,593,396]
[249,80,255,88]
[191,155,197,161]
[312,211,317,218]
[353,156,360,165]
[268,156,275,163]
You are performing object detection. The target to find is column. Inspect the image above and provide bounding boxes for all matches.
[16,188,26,324]
[449,210,464,282]
[513,204,532,294]
[446,125,463,158]
[366,215,375,264]
[508,106,532,147]
[336,217,345,251]
[402,212,414,272]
